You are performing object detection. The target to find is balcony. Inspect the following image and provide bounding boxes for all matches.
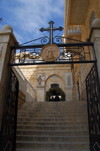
[67,26,81,35]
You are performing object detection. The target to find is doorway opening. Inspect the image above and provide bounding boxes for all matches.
[45,87,65,101]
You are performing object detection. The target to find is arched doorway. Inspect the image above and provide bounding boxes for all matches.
[45,87,65,101]
[45,74,65,101]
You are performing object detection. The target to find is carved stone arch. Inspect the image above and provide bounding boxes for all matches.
[45,74,65,93]
[45,74,63,83]
[45,74,65,101]
[89,11,96,28]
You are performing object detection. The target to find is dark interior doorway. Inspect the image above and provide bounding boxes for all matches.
[46,87,65,101]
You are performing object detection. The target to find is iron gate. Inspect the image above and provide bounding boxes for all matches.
[86,63,100,151]
[0,21,100,151]
[0,68,19,151]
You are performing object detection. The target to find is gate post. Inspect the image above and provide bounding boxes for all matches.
[0,25,18,129]
[89,19,100,81]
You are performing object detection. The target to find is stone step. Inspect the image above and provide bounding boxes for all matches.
[19,108,87,111]
[18,107,87,110]
[16,149,89,151]
[17,114,87,117]
[19,101,87,106]
[17,117,88,122]
[17,121,88,126]
[19,103,87,107]
[17,130,89,136]
[16,101,89,151]
[18,108,87,111]
[17,125,88,131]
[18,109,87,112]
[16,135,89,142]
[18,105,87,109]
[18,114,87,117]
[18,107,87,111]
[16,141,89,150]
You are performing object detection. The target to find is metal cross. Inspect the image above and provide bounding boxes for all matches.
[39,21,63,44]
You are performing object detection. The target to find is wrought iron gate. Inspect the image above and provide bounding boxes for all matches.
[0,68,19,151]
[0,21,99,151]
[86,63,100,151]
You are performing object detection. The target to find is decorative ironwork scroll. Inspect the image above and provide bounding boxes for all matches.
[86,64,100,151]
[10,43,96,66]
[9,20,96,66]
[0,68,19,151]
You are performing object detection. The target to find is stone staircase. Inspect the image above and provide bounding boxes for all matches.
[16,101,90,151]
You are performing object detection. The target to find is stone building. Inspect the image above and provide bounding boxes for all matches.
[0,0,100,150]
[16,0,100,104]
[64,0,100,101]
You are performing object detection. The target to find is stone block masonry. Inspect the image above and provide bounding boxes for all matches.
[0,25,18,130]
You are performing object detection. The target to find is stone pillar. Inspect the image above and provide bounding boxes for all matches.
[89,19,100,81]
[37,88,45,102]
[0,25,18,129]
[37,73,46,102]
[64,72,73,101]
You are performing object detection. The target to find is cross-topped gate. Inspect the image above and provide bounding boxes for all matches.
[9,20,95,66]
[0,21,100,151]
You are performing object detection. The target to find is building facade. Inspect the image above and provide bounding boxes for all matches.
[64,0,100,101]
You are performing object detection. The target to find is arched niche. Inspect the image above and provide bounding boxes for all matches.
[45,74,65,93]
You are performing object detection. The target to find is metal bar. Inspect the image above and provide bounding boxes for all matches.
[93,45,97,61]
[8,60,97,66]
[11,42,94,50]
[14,81,19,151]
[88,46,91,61]
[0,67,11,135]
[50,21,53,44]
[83,47,86,61]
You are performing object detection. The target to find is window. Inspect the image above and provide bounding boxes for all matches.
[51,84,59,88]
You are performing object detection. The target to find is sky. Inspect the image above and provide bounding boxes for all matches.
[0,0,65,45]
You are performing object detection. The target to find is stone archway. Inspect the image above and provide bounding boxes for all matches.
[45,74,65,101]
[45,87,65,101]
[45,74,65,92]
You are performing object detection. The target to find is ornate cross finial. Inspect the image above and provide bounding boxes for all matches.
[39,21,63,44]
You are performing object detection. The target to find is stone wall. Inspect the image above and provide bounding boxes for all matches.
[68,0,100,101]
[13,66,36,102]
[81,0,100,41]
[19,64,73,102]
[18,90,26,109]
[0,25,18,129]
[73,63,93,101]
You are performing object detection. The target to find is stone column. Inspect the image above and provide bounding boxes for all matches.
[37,73,46,102]
[37,88,45,102]
[89,19,100,81]
[0,25,18,129]
[64,72,73,101]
